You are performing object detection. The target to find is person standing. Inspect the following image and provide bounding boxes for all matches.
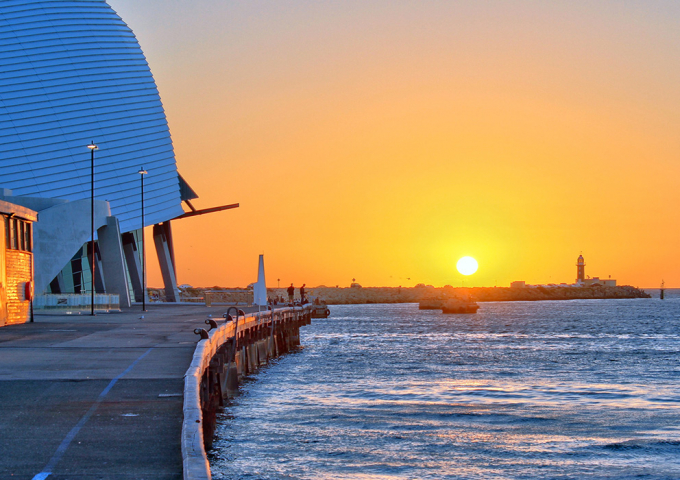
[287,283,295,303]
[300,284,306,304]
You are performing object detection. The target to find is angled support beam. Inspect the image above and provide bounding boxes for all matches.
[98,217,131,308]
[175,203,239,220]
[122,232,143,303]
[153,222,180,302]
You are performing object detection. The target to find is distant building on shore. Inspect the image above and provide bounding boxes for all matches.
[576,255,616,287]
[582,276,617,287]
[576,255,586,283]
[509,255,617,289]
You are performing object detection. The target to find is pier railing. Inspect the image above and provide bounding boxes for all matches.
[182,305,312,480]
[33,293,121,313]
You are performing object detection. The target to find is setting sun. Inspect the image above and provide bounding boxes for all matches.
[457,257,479,276]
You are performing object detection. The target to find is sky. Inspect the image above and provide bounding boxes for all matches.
[108,0,680,289]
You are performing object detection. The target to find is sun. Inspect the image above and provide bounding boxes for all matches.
[456,256,478,276]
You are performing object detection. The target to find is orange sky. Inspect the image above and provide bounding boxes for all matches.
[109,1,680,289]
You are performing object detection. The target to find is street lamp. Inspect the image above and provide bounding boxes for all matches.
[87,141,98,316]
[138,168,148,312]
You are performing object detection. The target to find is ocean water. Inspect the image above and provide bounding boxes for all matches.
[209,292,680,479]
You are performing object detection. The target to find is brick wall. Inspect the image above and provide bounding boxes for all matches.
[5,250,32,324]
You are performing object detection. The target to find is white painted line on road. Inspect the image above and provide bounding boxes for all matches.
[31,347,154,480]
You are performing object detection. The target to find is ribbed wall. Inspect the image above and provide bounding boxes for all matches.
[0,0,185,234]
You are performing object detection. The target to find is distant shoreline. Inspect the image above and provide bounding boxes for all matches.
[268,285,651,305]
[301,285,651,305]
[159,285,654,305]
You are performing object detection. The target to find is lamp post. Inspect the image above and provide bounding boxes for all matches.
[138,168,148,312]
[87,141,98,316]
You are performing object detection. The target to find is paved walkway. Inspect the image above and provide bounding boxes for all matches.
[0,304,225,480]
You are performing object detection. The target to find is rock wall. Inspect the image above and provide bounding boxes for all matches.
[266,285,651,305]
[163,285,651,306]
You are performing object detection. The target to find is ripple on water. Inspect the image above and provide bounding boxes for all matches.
[210,299,680,479]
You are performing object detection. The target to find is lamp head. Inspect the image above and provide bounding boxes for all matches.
[138,168,148,175]
[87,141,98,150]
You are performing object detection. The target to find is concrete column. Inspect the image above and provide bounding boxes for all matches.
[268,334,276,358]
[226,363,239,397]
[153,222,180,302]
[97,217,131,308]
[122,232,143,302]
[258,340,268,365]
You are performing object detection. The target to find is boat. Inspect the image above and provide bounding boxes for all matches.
[418,298,444,310]
[441,298,479,314]
[310,301,331,318]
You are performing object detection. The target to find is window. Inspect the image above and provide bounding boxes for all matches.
[10,219,17,250]
[3,216,33,252]
[19,221,25,251]
[24,222,31,252]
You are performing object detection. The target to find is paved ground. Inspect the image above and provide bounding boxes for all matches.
[0,304,230,480]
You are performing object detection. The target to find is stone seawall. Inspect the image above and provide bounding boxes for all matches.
[266,285,651,305]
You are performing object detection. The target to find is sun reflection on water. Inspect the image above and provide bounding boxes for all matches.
[211,300,680,479]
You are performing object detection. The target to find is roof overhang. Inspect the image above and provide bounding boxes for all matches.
[175,203,239,220]
[0,199,38,222]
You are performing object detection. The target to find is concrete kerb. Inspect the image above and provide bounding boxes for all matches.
[183,340,211,480]
[182,373,208,480]
[181,306,309,480]
[182,318,237,480]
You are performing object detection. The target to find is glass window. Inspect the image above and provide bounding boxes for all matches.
[9,218,17,250]
[4,217,9,248]
[25,222,32,252]
[13,219,19,250]
[19,221,25,251]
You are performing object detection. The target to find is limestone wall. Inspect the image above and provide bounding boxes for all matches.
[164,285,651,306]
[266,285,651,305]
[5,250,32,324]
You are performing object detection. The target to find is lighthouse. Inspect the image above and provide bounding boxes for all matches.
[576,255,585,284]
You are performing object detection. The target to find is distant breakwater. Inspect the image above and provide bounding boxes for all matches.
[268,285,651,305]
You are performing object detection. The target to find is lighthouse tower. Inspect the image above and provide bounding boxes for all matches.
[576,255,586,284]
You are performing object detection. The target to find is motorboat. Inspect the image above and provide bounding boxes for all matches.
[441,298,479,314]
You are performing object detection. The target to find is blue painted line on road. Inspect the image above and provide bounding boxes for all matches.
[31,347,154,480]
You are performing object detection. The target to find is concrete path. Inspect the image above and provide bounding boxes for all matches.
[0,304,225,480]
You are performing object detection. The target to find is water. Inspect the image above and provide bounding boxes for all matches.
[210,292,680,479]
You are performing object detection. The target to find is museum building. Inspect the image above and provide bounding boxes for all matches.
[0,1,232,318]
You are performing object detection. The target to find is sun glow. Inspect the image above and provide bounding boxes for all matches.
[457,257,478,276]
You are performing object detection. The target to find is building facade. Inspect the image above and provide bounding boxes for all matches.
[576,255,616,287]
[0,200,37,325]
[0,1,206,307]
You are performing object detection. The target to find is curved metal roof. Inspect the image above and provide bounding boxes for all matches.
[0,0,184,233]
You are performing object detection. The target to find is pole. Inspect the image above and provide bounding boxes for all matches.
[139,168,148,312]
[88,142,98,315]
